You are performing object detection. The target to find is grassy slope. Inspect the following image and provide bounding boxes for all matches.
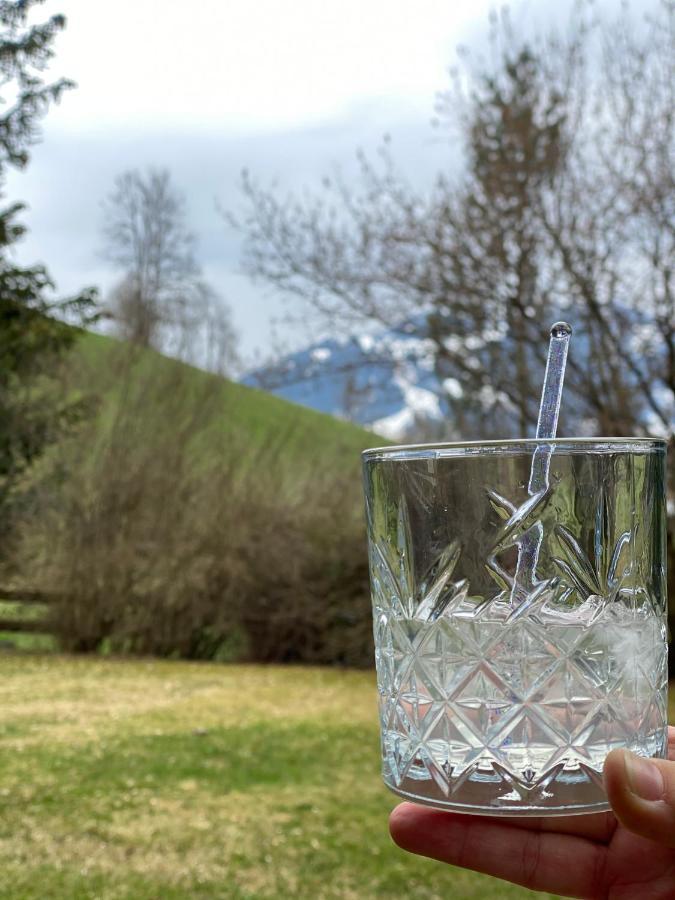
[72,331,382,468]
[0,655,563,900]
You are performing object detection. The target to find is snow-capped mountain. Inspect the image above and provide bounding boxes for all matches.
[241,320,452,440]
[241,313,674,442]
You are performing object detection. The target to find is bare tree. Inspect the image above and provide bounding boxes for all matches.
[233,1,674,445]
[103,168,194,346]
[103,167,239,373]
[106,273,159,347]
[170,281,240,376]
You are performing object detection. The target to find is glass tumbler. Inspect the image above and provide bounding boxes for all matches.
[363,439,668,816]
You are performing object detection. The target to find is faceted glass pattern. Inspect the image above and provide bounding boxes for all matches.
[363,439,668,816]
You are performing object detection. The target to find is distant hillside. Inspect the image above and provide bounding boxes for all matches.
[71,332,384,472]
[242,319,447,440]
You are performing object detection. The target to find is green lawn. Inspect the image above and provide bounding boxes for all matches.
[0,655,561,900]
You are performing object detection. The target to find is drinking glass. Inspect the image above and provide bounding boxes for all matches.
[363,438,668,815]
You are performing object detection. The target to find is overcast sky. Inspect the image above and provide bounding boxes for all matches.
[4,0,638,362]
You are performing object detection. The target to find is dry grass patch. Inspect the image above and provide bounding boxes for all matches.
[0,656,376,749]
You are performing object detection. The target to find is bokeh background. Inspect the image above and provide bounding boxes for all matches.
[1,0,673,897]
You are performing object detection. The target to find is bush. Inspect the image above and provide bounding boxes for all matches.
[13,345,374,666]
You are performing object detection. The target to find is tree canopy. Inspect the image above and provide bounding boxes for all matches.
[236,1,674,445]
[0,0,97,504]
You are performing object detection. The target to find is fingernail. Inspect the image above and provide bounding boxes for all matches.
[624,752,664,802]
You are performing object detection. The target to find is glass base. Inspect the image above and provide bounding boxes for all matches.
[384,765,615,817]
[386,781,611,817]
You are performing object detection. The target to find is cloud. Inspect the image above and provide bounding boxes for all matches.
[12,0,656,358]
[5,107,450,358]
[50,0,495,131]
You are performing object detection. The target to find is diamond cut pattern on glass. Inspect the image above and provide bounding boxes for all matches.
[372,495,472,623]
[367,451,667,810]
[552,485,633,609]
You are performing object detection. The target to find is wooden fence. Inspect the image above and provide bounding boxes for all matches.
[0,589,56,638]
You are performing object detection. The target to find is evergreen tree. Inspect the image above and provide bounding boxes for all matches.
[0,1,96,503]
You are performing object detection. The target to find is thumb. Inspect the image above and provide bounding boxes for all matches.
[604,748,675,847]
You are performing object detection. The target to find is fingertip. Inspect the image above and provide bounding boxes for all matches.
[668,726,675,761]
[604,749,675,847]
[603,747,629,799]
[603,747,645,817]
[604,748,665,803]
[388,802,420,848]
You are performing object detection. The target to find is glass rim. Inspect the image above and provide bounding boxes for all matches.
[362,436,667,460]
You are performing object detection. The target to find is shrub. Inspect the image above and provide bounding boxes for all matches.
[13,345,373,666]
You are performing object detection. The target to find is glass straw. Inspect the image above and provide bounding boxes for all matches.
[512,322,572,601]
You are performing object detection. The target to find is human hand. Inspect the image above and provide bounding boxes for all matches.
[389,726,675,899]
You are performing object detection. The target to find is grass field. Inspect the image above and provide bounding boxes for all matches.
[0,655,566,900]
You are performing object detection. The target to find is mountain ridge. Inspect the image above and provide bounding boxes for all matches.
[242,319,448,440]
